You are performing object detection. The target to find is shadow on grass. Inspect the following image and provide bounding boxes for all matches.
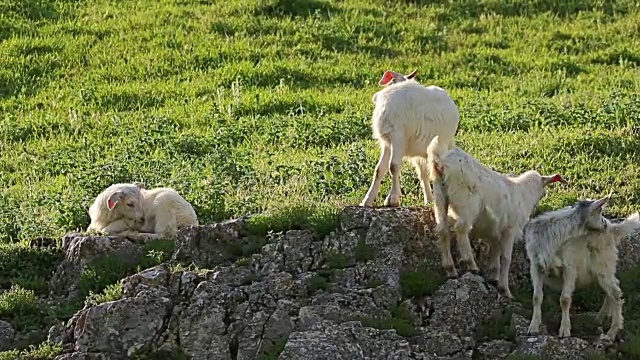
[254,0,340,19]
[319,34,398,58]
[0,58,63,100]
[410,0,631,20]
[550,133,640,160]
[591,48,640,67]
[0,0,61,41]
[0,0,59,22]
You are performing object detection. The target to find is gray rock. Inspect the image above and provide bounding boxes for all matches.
[73,289,173,356]
[410,328,474,358]
[171,216,252,268]
[511,312,548,337]
[178,281,238,359]
[279,321,412,360]
[53,206,639,359]
[49,232,146,298]
[429,273,510,338]
[0,320,14,351]
[259,230,324,274]
[475,339,514,359]
[47,322,66,345]
[511,335,604,359]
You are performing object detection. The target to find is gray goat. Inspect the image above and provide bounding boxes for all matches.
[524,195,640,340]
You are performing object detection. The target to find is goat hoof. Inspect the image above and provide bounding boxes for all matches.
[600,334,614,343]
[500,292,514,300]
[443,265,458,278]
[526,328,539,336]
[496,286,514,300]
[383,196,400,207]
[558,328,571,338]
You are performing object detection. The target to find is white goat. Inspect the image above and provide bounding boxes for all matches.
[88,182,199,242]
[525,195,640,340]
[360,69,460,208]
[427,136,567,298]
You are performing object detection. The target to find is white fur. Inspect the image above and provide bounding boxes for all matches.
[360,77,460,208]
[88,182,198,242]
[527,209,640,340]
[427,136,564,298]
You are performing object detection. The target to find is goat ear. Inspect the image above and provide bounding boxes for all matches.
[379,70,406,86]
[406,69,417,79]
[379,70,396,86]
[543,174,568,185]
[107,192,124,210]
[590,194,611,212]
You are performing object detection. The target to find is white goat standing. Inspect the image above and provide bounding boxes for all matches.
[88,182,199,242]
[525,195,640,340]
[360,69,460,208]
[427,135,567,298]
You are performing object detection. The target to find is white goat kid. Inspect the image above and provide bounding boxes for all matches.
[427,135,566,298]
[525,195,640,340]
[360,69,460,208]
[88,182,199,242]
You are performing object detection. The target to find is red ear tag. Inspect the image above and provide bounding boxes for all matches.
[108,199,116,209]
[550,174,567,184]
[379,70,394,86]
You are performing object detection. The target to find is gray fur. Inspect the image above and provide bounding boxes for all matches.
[524,198,608,270]
[524,194,640,340]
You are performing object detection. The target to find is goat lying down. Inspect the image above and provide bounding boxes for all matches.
[427,136,566,298]
[88,182,199,242]
[525,195,640,340]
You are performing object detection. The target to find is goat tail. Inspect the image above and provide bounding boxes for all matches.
[613,212,640,239]
[431,174,450,235]
[427,136,449,234]
[427,135,450,183]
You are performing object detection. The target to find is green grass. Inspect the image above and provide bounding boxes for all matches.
[359,303,419,337]
[0,342,62,360]
[0,244,62,295]
[0,0,639,243]
[86,282,123,306]
[256,337,288,360]
[0,285,44,332]
[354,239,375,262]
[399,269,444,299]
[306,274,329,295]
[0,286,61,354]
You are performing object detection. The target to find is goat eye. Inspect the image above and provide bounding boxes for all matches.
[127,203,134,208]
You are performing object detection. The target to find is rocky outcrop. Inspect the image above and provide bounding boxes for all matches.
[48,206,629,359]
[49,233,149,299]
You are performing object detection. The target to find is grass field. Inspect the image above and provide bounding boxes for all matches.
[2,0,640,243]
[1,0,640,357]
